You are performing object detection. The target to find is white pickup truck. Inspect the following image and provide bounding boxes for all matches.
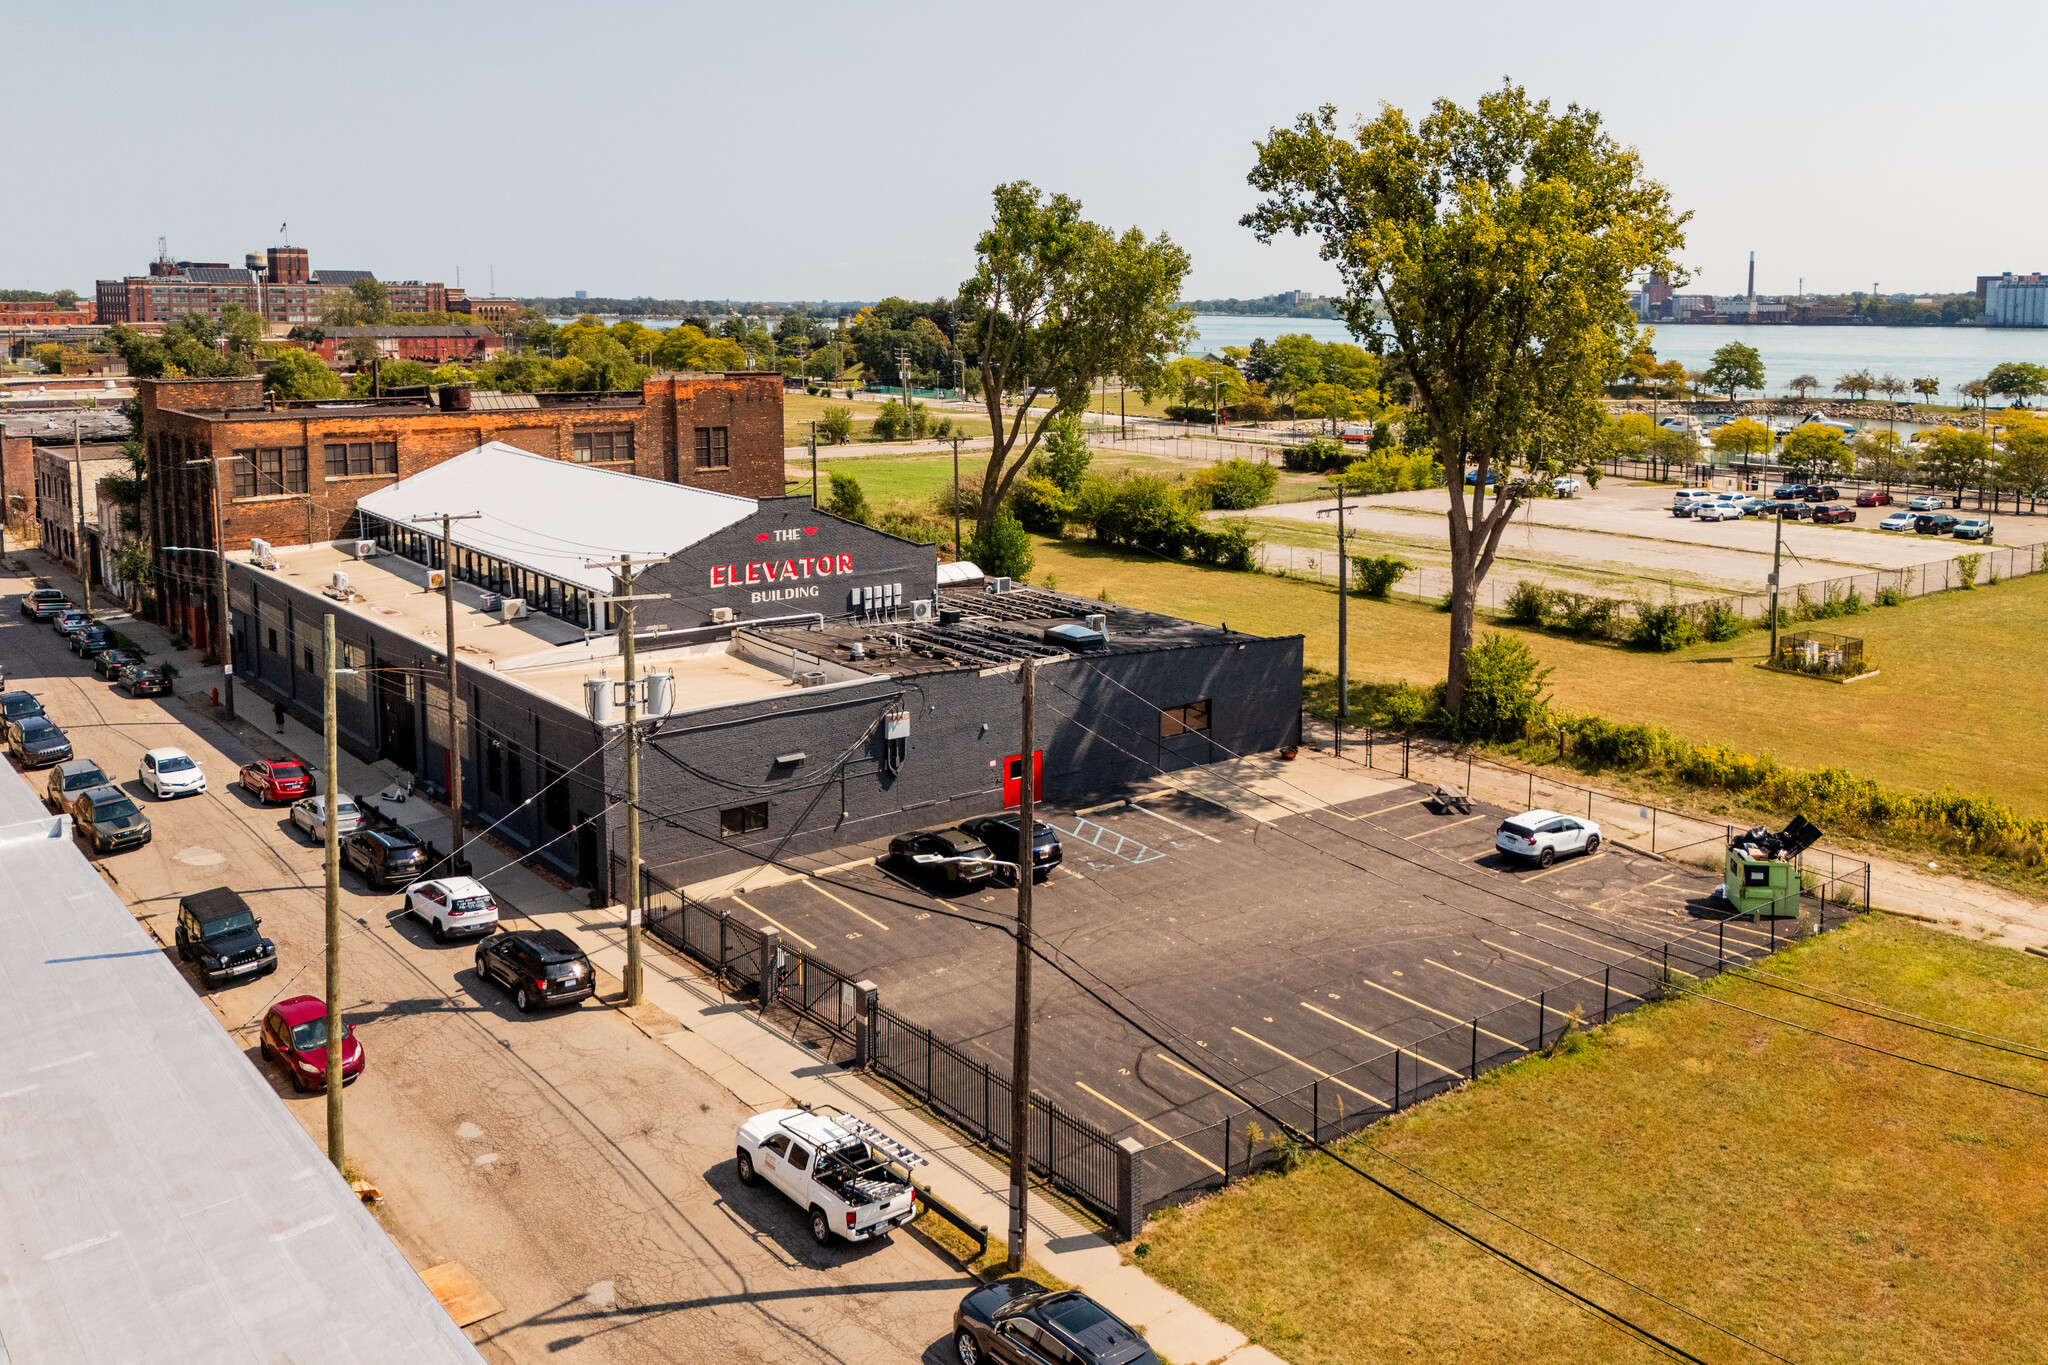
[735,1107,925,1246]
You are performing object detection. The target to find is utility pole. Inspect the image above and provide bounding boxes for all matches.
[323,612,345,1171]
[1317,481,1350,756]
[952,437,962,560]
[584,553,669,1007]
[1006,658,1036,1273]
[72,418,89,616]
[809,420,819,510]
[896,346,912,413]
[412,512,481,876]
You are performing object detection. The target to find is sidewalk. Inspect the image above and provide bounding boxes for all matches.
[8,550,1280,1365]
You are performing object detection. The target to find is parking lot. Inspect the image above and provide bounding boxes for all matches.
[690,754,1814,1200]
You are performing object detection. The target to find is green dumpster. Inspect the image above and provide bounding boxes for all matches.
[1723,848,1800,920]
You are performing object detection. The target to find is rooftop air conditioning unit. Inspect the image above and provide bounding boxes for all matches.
[428,569,446,590]
[502,598,528,622]
[329,569,350,596]
[910,598,934,624]
[479,592,503,613]
[986,576,1012,594]
[353,539,380,559]
[797,670,828,688]
[710,606,734,624]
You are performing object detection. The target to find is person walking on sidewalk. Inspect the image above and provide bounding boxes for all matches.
[273,698,287,735]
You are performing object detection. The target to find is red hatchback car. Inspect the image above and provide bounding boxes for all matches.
[259,995,364,1092]
[1811,503,1857,525]
[1855,490,1893,507]
[240,758,312,804]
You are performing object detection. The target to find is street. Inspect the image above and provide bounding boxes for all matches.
[1,566,969,1365]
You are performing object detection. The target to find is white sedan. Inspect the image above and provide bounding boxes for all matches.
[1879,511,1916,531]
[1495,810,1602,867]
[290,793,362,842]
[403,876,500,942]
[139,747,206,798]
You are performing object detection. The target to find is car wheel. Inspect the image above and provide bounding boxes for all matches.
[809,1207,832,1246]
[289,1065,308,1094]
[432,918,447,943]
[1584,835,1600,856]
[736,1149,757,1186]
[1538,847,1556,867]
[955,1330,981,1365]
[515,986,535,1014]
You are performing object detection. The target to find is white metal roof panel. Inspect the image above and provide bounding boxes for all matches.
[353,441,758,592]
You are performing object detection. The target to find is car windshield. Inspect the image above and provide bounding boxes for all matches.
[202,910,256,937]
[158,755,195,772]
[21,719,57,738]
[92,796,140,820]
[132,668,163,680]
[64,768,103,788]
[289,1018,333,1050]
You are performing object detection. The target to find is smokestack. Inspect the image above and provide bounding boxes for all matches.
[1748,251,1755,301]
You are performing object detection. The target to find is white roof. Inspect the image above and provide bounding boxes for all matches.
[354,441,759,593]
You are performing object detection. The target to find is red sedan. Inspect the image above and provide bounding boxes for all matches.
[240,758,311,804]
[1855,490,1894,507]
[258,995,364,1092]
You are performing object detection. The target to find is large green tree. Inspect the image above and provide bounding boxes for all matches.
[1244,84,1686,710]
[264,348,343,400]
[958,182,1193,533]
[1701,341,1765,400]
[1781,423,1850,480]
[1986,361,2048,406]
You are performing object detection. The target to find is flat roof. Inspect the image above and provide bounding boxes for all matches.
[231,543,813,718]
[354,442,758,592]
[0,769,484,1364]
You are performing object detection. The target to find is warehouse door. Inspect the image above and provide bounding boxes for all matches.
[377,667,416,766]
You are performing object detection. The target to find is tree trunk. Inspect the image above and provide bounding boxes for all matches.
[1442,474,1519,714]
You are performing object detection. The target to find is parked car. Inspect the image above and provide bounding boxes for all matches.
[20,587,70,619]
[8,715,74,768]
[1855,490,1894,507]
[258,995,364,1092]
[140,746,205,797]
[735,1107,922,1247]
[474,929,594,1013]
[343,828,429,890]
[91,648,138,679]
[70,784,152,853]
[1908,494,1949,512]
[1810,504,1857,525]
[68,624,116,657]
[239,757,312,803]
[1915,512,1959,535]
[290,793,361,842]
[51,609,90,637]
[1463,468,1501,487]
[888,827,996,889]
[174,887,277,988]
[0,690,45,724]
[1693,502,1739,522]
[1550,475,1581,498]
[1494,810,1602,866]
[1670,490,1714,516]
[1800,484,1841,502]
[1952,516,1994,541]
[1769,484,1810,500]
[404,875,500,942]
[958,815,1064,882]
[952,1283,1163,1365]
[45,757,108,810]
[1736,496,1770,515]
[1878,511,1916,532]
[1764,499,1811,520]
[118,663,172,697]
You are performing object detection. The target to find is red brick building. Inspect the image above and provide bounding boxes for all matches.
[97,247,451,326]
[0,300,97,326]
[311,326,503,365]
[140,371,786,651]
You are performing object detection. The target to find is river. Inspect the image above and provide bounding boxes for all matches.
[1185,315,2048,401]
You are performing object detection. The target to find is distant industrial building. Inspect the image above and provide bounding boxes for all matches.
[1979,272,2048,327]
[33,442,127,583]
[0,299,96,327]
[96,245,455,326]
[310,325,504,366]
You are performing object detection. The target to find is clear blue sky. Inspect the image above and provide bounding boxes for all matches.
[11,0,2044,304]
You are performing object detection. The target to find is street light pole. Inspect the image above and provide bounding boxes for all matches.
[1006,658,1036,1272]
[952,437,962,561]
[322,612,346,1172]
[1317,481,1351,757]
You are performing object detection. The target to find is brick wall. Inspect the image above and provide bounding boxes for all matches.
[645,373,785,493]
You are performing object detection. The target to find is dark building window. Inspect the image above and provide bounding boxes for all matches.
[324,443,348,477]
[486,738,503,795]
[325,442,386,477]
[542,761,569,829]
[255,448,284,495]
[573,430,633,463]
[285,446,308,492]
[303,647,315,673]
[374,440,397,473]
[720,803,768,837]
[507,749,523,805]
[1161,700,1211,737]
[232,451,258,498]
[694,427,730,468]
[267,628,279,653]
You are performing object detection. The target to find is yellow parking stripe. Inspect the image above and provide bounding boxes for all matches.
[1153,1051,1254,1106]
[1296,1005,1460,1079]
[728,896,817,951]
[799,878,891,931]
[1538,921,1697,979]
[1480,938,1643,1003]
[1228,1027,1387,1104]
[1074,1082,1223,1174]
[1408,812,1489,839]
[1518,851,1604,883]
[1357,979,1527,1052]
[1424,958,1577,1021]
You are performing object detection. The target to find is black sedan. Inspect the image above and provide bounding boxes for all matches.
[118,664,172,697]
[7,715,74,768]
[952,1282,1159,1365]
[92,648,139,679]
[958,815,1063,883]
[888,827,996,889]
[1915,512,1959,535]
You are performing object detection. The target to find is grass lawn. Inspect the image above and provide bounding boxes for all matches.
[1137,915,2048,1365]
[780,391,994,447]
[785,448,1247,510]
[1025,534,2048,815]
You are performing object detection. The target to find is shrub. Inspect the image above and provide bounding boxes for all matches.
[1453,633,1552,742]
[1875,586,1905,607]
[1697,598,1747,642]
[826,471,871,524]
[871,399,909,441]
[1087,474,1197,558]
[1629,595,1697,651]
[1504,580,1549,626]
[1284,436,1343,472]
[1164,404,1215,423]
[969,511,1035,581]
[1010,476,1072,535]
[818,405,854,444]
[1377,681,1436,731]
[1188,519,1258,571]
[1956,551,1984,589]
[1351,554,1411,598]
[1550,591,1623,640]
[1234,394,1276,422]
[1191,458,1280,510]
[1030,413,1093,492]
[932,415,954,440]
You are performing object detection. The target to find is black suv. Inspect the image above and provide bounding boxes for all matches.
[888,827,995,889]
[20,588,69,620]
[175,888,278,988]
[69,624,116,657]
[45,758,108,810]
[0,690,45,725]
[92,648,138,679]
[1915,511,1959,535]
[475,929,595,1013]
[953,1283,1160,1365]
[71,784,152,853]
[7,715,73,768]
[958,815,1064,883]
[343,828,429,889]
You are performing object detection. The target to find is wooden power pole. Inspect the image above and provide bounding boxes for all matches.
[412,512,481,876]
[1006,658,1036,1271]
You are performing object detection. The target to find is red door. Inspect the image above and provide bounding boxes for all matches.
[1002,751,1043,809]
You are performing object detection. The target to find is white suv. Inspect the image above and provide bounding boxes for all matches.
[139,747,206,798]
[1671,490,1715,516]
[1495,810,1602,866]
[404,876,500,942]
